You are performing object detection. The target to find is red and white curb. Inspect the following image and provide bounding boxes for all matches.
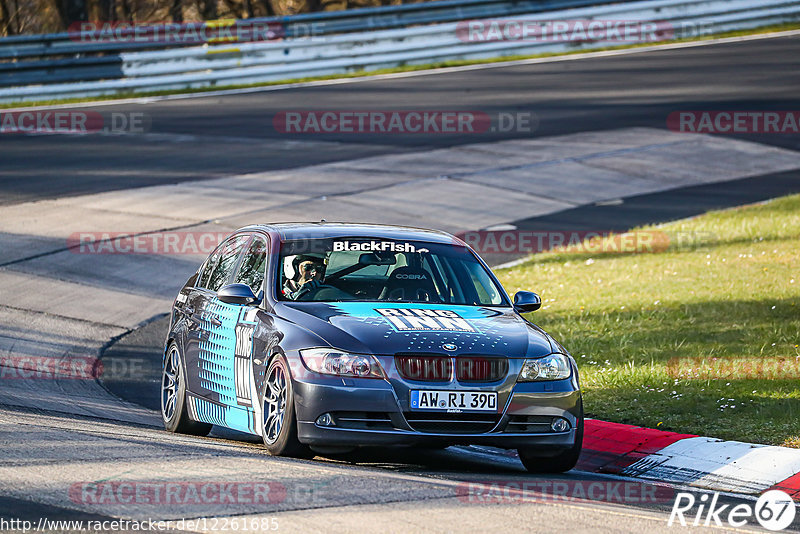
[580,420,800,499]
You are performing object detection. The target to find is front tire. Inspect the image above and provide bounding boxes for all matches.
[161,342,212,436]
[261,354,310,457]
[518,407,584,474]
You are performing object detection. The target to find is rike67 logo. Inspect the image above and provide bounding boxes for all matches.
[669,490,796,531]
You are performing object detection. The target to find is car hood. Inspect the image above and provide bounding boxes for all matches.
[276,301,554,358]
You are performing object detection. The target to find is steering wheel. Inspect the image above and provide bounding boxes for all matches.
[293,281,351,301]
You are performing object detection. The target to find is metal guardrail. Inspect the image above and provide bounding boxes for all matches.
[0,0,797,103]
[0,0,617,60]
[0,0,619,90]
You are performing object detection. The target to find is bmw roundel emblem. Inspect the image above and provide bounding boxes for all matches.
[442,343,458,351]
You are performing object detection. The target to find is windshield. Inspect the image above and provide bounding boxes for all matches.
[277,238,508,306]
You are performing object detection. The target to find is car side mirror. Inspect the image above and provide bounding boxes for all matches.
[514,291,541,313]
[218,283,259,306]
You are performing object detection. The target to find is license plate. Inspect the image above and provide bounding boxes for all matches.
[410,390,498,412]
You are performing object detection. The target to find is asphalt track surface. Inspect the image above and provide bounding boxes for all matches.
[2,34,800,532]
[96,315,800,532]
[0,35,799,205]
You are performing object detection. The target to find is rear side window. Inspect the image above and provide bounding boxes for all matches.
[234,236,268,294]
[199,235,249,291]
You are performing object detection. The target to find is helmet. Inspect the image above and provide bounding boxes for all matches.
[289,253,326,281]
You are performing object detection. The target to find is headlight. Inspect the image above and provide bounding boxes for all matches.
[299,348,385,379]
[518,354,571,381]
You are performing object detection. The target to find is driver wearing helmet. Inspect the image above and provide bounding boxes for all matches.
[283,255,326,300]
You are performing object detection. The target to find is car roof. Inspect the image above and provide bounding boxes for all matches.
[241,222,463,245]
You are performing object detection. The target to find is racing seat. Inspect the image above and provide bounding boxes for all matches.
[378,266,440,302]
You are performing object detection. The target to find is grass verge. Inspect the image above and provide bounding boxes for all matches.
[2,22,799,109]
[496,194,800,446]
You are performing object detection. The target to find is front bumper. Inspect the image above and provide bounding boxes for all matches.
[292,369,581,450]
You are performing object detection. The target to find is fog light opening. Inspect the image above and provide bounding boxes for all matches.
[316,413,334,427]
[551,418,570,432]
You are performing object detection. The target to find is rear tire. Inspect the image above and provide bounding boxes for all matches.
[261,354,311,457]
[161,342,212,436]
[518,406,584,474]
